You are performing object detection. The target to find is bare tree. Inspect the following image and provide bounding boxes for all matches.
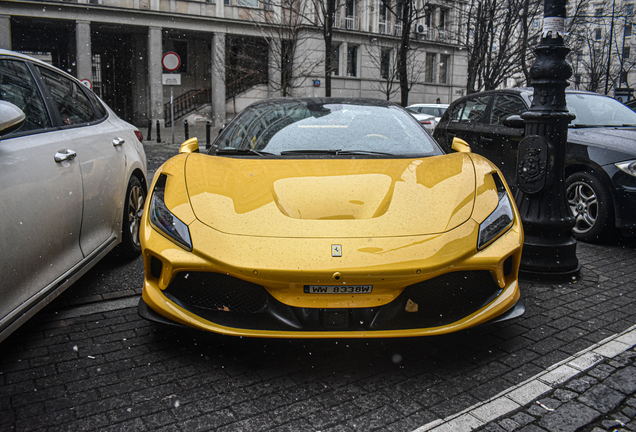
[459,0,528,93]
[565,0,630,94]
[250,0,322,96]
[364,38,427,101]
[308,0,346,97]
[379,0,429,106]
[364,41,401,100]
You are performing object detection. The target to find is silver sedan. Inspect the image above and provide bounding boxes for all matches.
[0,50,147,342]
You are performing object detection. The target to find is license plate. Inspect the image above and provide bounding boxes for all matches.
[304,285,373,294]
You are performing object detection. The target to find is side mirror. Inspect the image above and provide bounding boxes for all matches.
[0,101,26,136]
[217,124,226,136]
[451,137,471,153]
[179,137,200,154]
[502,114,525,129]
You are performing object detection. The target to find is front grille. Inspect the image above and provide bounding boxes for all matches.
[160,270,505,332]
[165,272,268,313]
[383,271,501,328]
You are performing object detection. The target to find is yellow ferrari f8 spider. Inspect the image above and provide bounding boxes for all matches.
[138,98,524,338]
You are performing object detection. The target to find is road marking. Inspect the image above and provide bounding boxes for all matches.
[413,324,636,432]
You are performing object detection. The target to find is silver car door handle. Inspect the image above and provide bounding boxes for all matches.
[113,137,125,146]
[54,149,77,163]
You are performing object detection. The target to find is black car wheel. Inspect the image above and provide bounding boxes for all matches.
[566,171,614,242]
[116,176,146,260]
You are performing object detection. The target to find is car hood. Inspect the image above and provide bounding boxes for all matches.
[182,153,477,238]
[569,126,636,155]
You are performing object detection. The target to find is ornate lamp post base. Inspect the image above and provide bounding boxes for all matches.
[515,21,580,282]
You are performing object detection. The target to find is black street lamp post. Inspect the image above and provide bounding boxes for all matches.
[514,0,580,281]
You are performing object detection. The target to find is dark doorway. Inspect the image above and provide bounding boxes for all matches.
[91,32,135,122]
[10,17,74,73]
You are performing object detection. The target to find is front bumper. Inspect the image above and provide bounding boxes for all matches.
[139,216,524,338]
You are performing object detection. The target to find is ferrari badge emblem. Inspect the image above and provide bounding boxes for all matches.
[332,245,342,257]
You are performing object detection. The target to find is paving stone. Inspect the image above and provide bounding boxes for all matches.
[578,384,626,413]
[606,366,636,395]
[511,412,536,426]
[538,401,600,432]
[553,389,578,403]
[498,418,521,431]
[565,378,592,393]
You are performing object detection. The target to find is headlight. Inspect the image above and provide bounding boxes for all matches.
[149,174,193,251]
[615,160,636,177]
[478,175,514,250]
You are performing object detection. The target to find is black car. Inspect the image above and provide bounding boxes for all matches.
[433,88,636,242]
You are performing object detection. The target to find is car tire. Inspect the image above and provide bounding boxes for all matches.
[566,171,615,242]
[115,175,146,260]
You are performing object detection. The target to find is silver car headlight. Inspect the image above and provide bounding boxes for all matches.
[478,175,514,250]
[149,174,193,251]
[615,160,636,177]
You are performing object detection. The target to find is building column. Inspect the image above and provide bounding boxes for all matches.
[0,15,11,50]
[148,26,163,125]
[341,41,348,78]
[75,20,92,81]
[211,32,226,127]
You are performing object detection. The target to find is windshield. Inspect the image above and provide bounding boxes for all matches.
[213,100,442,157]
[567,93,636,126]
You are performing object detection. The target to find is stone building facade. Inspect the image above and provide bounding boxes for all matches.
[0,0,468,127]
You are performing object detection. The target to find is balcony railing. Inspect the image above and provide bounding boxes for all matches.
[334,13,359,30]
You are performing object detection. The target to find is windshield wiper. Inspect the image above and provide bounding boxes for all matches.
[570,124,636,128]
[214,148,274,156]
[280,149,393,156]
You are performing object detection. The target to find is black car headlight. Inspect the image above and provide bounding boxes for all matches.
[615,160,636,177]
[478,175,514,250]
[149,174,193,251]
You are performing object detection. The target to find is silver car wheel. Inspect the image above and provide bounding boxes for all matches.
[567,180,597,234]
[127,183,145,248]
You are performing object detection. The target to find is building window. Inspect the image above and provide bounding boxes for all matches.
[91,54,103,98]
[595,8,603,17]
[380,49,391,80]
[347,45,358,77]
[533,18,539,28]
[330,44,340,76]
[595,28,602,40]
[425,52,436,82]
[628,4,634,15]
[626,23,632,38]
[624,46,631,59]
[439,54,449,84]
[237,0,259,6]
[621,71,629,84]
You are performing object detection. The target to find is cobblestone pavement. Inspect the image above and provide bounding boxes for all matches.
[0,140,635,431]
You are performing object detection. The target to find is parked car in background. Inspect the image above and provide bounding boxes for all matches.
[0,50,148,343]
[138,97,524,338]
[433,88,636,242]
[406,103,449,123]
[405,108,437,133]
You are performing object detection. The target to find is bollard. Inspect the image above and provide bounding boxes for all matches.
[156,120,161,143]
[147,119,152,141]
[184,120,189,141]
[206,121,211,149]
